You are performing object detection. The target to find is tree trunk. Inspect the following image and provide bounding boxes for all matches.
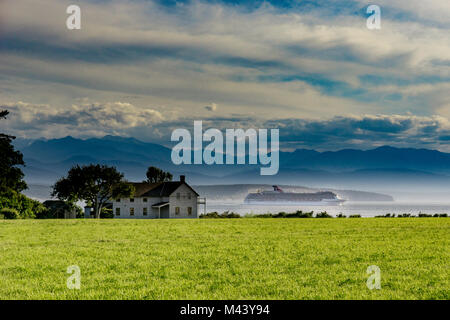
[97,204,103,219]
[94,199,100,219]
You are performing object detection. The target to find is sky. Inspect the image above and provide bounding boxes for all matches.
[1,0,449,151]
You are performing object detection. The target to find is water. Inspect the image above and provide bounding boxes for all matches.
[202,201,450,217]
[24,185,450,218]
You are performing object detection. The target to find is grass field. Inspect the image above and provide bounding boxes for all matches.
[0,218,448,299]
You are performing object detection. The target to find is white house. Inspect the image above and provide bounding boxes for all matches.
[113,175,201,219]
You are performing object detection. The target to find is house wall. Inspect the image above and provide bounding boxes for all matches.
[112,183,199,219]
[168,184,198,219]
[113,196,169,219]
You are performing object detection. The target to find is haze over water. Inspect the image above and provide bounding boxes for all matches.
[204,201,450,217]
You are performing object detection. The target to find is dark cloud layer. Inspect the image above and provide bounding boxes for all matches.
[264,115,450,150]
[3,101,450,151]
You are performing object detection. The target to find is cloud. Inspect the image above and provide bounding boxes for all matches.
[1,0,449,153]
[2,101,164,139]
[0,0,449,120]
[264,114,450,151]
[3,100,450,152]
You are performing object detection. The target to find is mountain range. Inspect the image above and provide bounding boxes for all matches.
[15,136,450,197]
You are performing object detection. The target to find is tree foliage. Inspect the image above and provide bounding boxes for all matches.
[146,166,173,183]
[0,109,27,193]
[52,164,134,218]
[0,188,46,219]
[1,208,20,219]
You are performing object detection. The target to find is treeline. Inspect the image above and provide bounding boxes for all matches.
[199,210,449,219]
[375,213,448,218]
[200,211,356,218]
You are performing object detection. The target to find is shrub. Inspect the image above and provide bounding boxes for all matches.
[200,212,240,219]
[397,213,412,218]
[1,208,20,219]
[222,212,241,219]
[295,211,313,218]
[254,213,274,218]
[200,212,220,219]
[251,211,314,218]
[418,213,432,218]
[376,213,396,218]
[274,212,287,218]
[100,208,114,219]
[336,213,346,218]
[349,214,361,218]
[0,189,45,219]
[315,211,332,218]
[433,213,448,218]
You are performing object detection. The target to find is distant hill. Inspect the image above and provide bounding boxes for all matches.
[14,136,450,194]
[21,135,171,165]
[280,146,450,174]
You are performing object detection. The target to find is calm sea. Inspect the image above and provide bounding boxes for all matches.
[203,201,450,217]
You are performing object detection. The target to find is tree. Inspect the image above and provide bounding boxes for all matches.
[0,109,27,193]
[52,164,134,219]
[0,188,46,219]
[146,166,173,183]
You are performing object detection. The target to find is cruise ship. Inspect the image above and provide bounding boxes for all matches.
[244,185,346,205]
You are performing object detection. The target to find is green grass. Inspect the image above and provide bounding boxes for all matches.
[0,218,448,299]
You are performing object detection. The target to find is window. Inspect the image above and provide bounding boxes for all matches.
[143,207,148,216]
[187,207,192,215]
[143,198,147,202]
[115,208,120,216]
[175,207,180,215]
[176,193,180,200]
[130,208,135,216]
[188,193,192,200]
[116,198,121,202]
[130,198,134,202]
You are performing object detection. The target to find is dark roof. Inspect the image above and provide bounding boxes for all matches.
[130,181,199,198]
[43,200,68,209]
[151,201,169,208]
[130,182,163,197]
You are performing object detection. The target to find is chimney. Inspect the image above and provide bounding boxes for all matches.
[180,175,185,183]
